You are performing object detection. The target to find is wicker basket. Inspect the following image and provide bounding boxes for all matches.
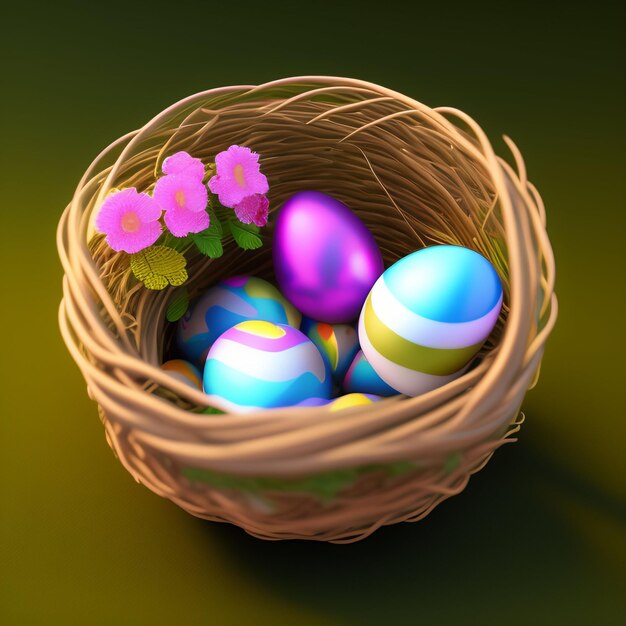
[57,76,557,543]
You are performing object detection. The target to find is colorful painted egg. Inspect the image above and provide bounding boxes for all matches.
[359,245,503,396]
[300,317,360,380]
[328,393,381,412]
[176,276,301,367]
[160,359,203,390]
[203,321,332,412]
[273,191,384,323]
[292,397,332,407]
[343,350,399,397]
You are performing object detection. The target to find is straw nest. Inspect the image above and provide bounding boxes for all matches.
[57,76,557,542]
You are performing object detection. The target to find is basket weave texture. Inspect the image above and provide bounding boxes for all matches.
[58,76,557,542]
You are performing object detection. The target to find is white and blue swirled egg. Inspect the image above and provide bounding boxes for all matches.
[176,275,301,367]
[359,245,503,396]
[203,321,332,413]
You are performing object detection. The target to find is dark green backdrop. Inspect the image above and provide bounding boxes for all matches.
[1,1,624,624]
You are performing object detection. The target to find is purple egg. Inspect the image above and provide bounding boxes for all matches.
[273,191,384,323]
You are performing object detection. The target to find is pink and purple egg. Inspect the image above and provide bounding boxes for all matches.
[273,191,384,323]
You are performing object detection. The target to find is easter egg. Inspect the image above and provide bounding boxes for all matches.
[273,191,384,323]
[160,359,203,390]
[203,321,332,412]
[293,397,333,407]
[359,245,503,396]
[300,317,360,380]
[176,276,301,367]
[343,350,399,397]
[328,393,381,412]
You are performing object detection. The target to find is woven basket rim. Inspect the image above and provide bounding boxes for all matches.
[57,76,557,541]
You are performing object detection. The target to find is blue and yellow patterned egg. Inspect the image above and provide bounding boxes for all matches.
[300,317,360,380]
[203,321,332,412]
[328,393,381,411]
[359,245,503,396]
[160,359,203,390]
[343,350,399,397]
[176,276,301,367]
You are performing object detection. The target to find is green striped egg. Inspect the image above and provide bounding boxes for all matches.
[359,245,503,396]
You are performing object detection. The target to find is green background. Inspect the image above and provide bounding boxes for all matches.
[1,0,624,624]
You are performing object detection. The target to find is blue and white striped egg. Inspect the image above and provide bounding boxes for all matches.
[359,245,503,396]
[176,275,301,367]
[343,350,399,397]
[300,317,360,380]
[203,320,332,412]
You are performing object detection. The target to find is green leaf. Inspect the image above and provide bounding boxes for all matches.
[158,231,190,252]
[181,459,417,501]
[165,287,190,322]
[195,406,226,415]
[443,451,462,475]
[207,209,223,236]
[166,235,191,252]
[181,467,358,501]
[386,460,418,476]
[130,245,188,290]
[198,237,223,258]
[191,213,224,258]
[228,219,262,250]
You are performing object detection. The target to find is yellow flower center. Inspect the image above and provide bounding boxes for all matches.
[121,211,140,233]
[233,163,246,188]
[175,190,186,207]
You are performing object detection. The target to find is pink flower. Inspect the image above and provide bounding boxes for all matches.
[94,188,162,253]
[153,174,208,213]
[208,145,268,208]
[164,206,210,237]
[234,194,269,227]
[152,173,210,237]
[162,151,205,181]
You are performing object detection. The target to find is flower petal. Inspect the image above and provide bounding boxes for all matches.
[95,188,135,234]
[107,221,162,253]
[209,144,268,208]
[164,206,210,237]
[154,174,208,213]
[234,193,269,227]
[129,190,162,222]
[95,188,163,253]
[162,151,205,181]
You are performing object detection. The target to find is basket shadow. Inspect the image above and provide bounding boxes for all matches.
[189,423,623,624]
